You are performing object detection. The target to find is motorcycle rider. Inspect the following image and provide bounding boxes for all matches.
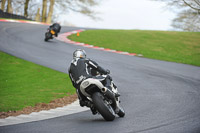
[48,22,61,37]
[68,49,120,114]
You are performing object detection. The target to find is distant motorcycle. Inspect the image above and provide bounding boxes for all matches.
[80,73,125,121]
[44,28,56,41]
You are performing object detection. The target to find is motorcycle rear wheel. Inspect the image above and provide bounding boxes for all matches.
[92,92,115,121]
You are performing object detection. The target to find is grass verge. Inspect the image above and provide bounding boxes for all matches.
[0,51,75,112]
[69,30,200,66]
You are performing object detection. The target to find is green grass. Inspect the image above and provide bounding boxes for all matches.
[69,30,200,66]
[0,51,75,112]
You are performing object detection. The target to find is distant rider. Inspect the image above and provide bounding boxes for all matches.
[48,22,61,37]
[68,49,119,113]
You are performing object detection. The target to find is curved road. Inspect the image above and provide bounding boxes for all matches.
[0,22,200,133]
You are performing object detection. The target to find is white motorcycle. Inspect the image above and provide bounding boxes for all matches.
[80,75,125,121]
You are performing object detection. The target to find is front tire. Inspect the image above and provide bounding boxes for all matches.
[44,32,51,41]
[92,92,115,121]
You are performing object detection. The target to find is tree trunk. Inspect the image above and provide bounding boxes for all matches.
[46,0,55,24]
[1,0,6,11]
[24,0,30,17]
[42,0,47,22]
[6,0,13,13]
[35,8,40,22]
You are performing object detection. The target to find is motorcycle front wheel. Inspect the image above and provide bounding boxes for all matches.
[44,32,51,41]
[92,92,115,121]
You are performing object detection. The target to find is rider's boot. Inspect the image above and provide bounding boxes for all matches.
[90,104,97,115]
[115,105,120,114]
[115,92,120,97]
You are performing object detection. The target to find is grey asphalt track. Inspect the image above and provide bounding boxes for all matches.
[0,22,200,133]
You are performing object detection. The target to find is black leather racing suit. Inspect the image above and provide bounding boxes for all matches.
[49,23,61,37]
[68,58,111,101]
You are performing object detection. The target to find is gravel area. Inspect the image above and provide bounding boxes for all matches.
[0,94,78,119]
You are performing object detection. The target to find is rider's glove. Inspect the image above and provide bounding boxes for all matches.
[79,100,86,107]
[79,100,91,107]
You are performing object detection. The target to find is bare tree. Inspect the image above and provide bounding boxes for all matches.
[44,0,100,23]
[35,7,40,22]
[54,0,100,20]
[1,0,6,11]
[151,0,200,31]
[172,9,200,31]
[42,0,47,22]
[27,1,41,20]
[6,0,13,13]
[151,0,200,10]
[24,0,30,17]
[182,0,200,11]
[1,0,101,23]
[46,0,55,23]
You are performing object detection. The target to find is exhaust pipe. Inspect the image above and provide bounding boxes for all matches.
[102,87,115,101]
[101,87,107,93]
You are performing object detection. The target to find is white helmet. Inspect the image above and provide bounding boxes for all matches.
[73,49,86,59]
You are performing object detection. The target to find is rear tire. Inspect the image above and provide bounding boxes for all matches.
[92,92,115,121]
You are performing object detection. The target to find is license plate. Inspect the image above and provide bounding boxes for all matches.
[50,30,55,35]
